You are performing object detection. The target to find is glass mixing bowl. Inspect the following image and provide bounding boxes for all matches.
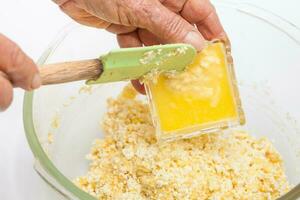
[23,1,300,199]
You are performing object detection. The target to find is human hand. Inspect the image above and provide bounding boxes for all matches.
[54,0,226,93]
[0,34,41,111]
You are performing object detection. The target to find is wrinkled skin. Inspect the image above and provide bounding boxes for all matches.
[55,0,226,94]
[0,0,225,110]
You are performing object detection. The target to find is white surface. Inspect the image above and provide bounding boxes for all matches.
[0,0,299,199]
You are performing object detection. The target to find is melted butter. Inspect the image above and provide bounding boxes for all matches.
[146,42,241,138]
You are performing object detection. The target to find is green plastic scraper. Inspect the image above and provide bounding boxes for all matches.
[40,44,196,85]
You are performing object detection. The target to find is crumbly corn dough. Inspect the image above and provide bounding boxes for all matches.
[74,85,290,200]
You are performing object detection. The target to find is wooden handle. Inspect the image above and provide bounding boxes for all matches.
[40,59,103,85]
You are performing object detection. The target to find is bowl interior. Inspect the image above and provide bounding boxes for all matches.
[25,2,300,199]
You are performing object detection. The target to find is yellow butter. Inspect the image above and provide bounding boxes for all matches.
[145,42,244,141]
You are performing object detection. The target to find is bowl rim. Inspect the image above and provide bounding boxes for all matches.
[23,1,300,199]
[23,24,96,200]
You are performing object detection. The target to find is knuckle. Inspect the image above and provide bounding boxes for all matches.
[118,0,154,26]
[183,0,215,22]
[205,3,216,17]
[197,0,215,20]
[161,0,186,12]
[138,1,157,21]
[8,45,35,90]
[163,15,187,41]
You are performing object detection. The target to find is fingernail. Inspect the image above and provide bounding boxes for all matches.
[183,31,205,51]
[31,73,41,89]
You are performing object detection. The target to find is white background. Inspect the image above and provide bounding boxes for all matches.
[0,0,299,199]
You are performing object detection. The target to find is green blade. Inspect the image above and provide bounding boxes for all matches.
[87,43,196,84]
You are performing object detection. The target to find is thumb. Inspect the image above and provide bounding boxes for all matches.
[137,1,205,51]
[0,34,40,90]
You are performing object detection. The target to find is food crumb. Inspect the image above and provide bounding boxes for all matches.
[79,85,93,94]
[74,85,290,200]
[140,50,156,65]
[51,113,60,129]
[176,46,188,54]
[47,132,54,144]
[63,96,77,107]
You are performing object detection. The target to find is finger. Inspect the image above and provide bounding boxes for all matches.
[181,0,226,40]
[138,29,161,46]
[60,1,111,28]
[159,0,187,13]
[134,1,205,51]
[117,31,145,94]
[0,34,40,90]
[52,0,69,6]
[0,72,13,111]
[117,31,142,48]
[131,79,146,95]
[106,24,136,34]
